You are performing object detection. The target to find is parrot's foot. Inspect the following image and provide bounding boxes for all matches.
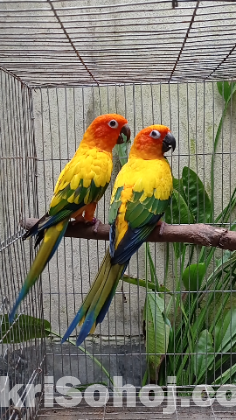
[157,220,166,236]
[85,218,101,233]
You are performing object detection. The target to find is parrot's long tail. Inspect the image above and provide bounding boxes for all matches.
[62,249,125,346]
[9,218,69,324]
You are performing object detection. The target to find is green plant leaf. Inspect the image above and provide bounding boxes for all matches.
[213,362,236,385]
[193,330,214,380]
[122,275,157,291]
[0,314,51,344]
[173,177,186,200]
[182,263,206,291]
[144,293,170,381]
[166,188,194,225]
[214,309,236,354]
[217,81,231,102]
[211,82,236,215]
[217,81,236,103]
[147,244,160,290]
[165,188,193,259]
[70,382,108,393]
[215,187,236,224]
[159,285,173,296]
[182,167,212,223]
[114,132,131,167]
[215,250,233,268]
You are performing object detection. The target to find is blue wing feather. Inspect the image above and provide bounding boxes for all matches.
[111,213,162,265]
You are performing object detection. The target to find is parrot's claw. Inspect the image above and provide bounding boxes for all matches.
[157,220,167,236]
[85,218,101,233]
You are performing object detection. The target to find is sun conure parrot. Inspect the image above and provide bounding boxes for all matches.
[61,124,176,346]
[9,114,130,324]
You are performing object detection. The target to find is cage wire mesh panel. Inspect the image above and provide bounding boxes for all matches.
[0,1,236,86]
[32,81,236,383]
[1,0,236,419]
[0,71,46,419]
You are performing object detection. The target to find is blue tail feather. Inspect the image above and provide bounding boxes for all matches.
[9,219,69,324]
[96,264,127,325]
[9,283,29,323]
[61,308,85,344]
[76,312,96,346]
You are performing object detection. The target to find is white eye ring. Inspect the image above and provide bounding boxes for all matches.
[150,130,161,139]
[108,119,119,129]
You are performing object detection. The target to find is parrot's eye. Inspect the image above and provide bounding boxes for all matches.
[108,120,119,129]
[150,130,161,139]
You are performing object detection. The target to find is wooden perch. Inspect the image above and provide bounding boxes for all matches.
[21,218,236,251]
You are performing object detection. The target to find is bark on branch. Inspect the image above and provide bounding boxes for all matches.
[21,218,236,252]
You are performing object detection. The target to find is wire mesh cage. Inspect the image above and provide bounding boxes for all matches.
[1,1,236,419]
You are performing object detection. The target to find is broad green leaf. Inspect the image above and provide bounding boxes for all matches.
[193,330,214,380]
[165,188,193,258]
[144,293,170,381]
[165,188,194,225]
[114,132,131,167]
[182,263,206,291]
[182,167,212,223]
[214,309,236,354]
[173,177,186,200]
[0,314,51,344]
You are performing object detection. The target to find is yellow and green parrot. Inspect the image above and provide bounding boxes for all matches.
[9,114,130,323]
[62,124,176,346]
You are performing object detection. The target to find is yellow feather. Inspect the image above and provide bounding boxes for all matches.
[90,323,96,334]
[67,192,75,203]
[70,174,81,190]
[50,194,61,208]
[83,177,92,189]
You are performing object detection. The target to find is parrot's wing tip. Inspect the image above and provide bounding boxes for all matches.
[61,336,67,344]
[8,312,15,325]
[76,336,84,347]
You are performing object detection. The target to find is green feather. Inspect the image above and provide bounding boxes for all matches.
[108,186,123,224]
[151,196,170,215]
[129,209,154,229]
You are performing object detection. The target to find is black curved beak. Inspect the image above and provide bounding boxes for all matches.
[162,132,176,153]
[117,123,131,144]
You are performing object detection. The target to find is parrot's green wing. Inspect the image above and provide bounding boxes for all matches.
[109,187,171,265]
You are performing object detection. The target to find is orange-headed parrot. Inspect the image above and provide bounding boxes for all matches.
[62,124,176,346]
[9,114,130,323]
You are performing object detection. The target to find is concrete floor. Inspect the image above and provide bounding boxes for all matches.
[37,401,236,420]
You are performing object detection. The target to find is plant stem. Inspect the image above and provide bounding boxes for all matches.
[122,275,157,291]
[210,90,235,219]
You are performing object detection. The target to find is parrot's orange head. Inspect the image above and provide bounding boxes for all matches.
[83,114,131,152]
[130,124,176,159]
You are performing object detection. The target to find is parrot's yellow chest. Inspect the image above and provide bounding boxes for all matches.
[113,156,173,201]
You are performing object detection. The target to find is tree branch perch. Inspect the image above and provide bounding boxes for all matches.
[21,218,236,252]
